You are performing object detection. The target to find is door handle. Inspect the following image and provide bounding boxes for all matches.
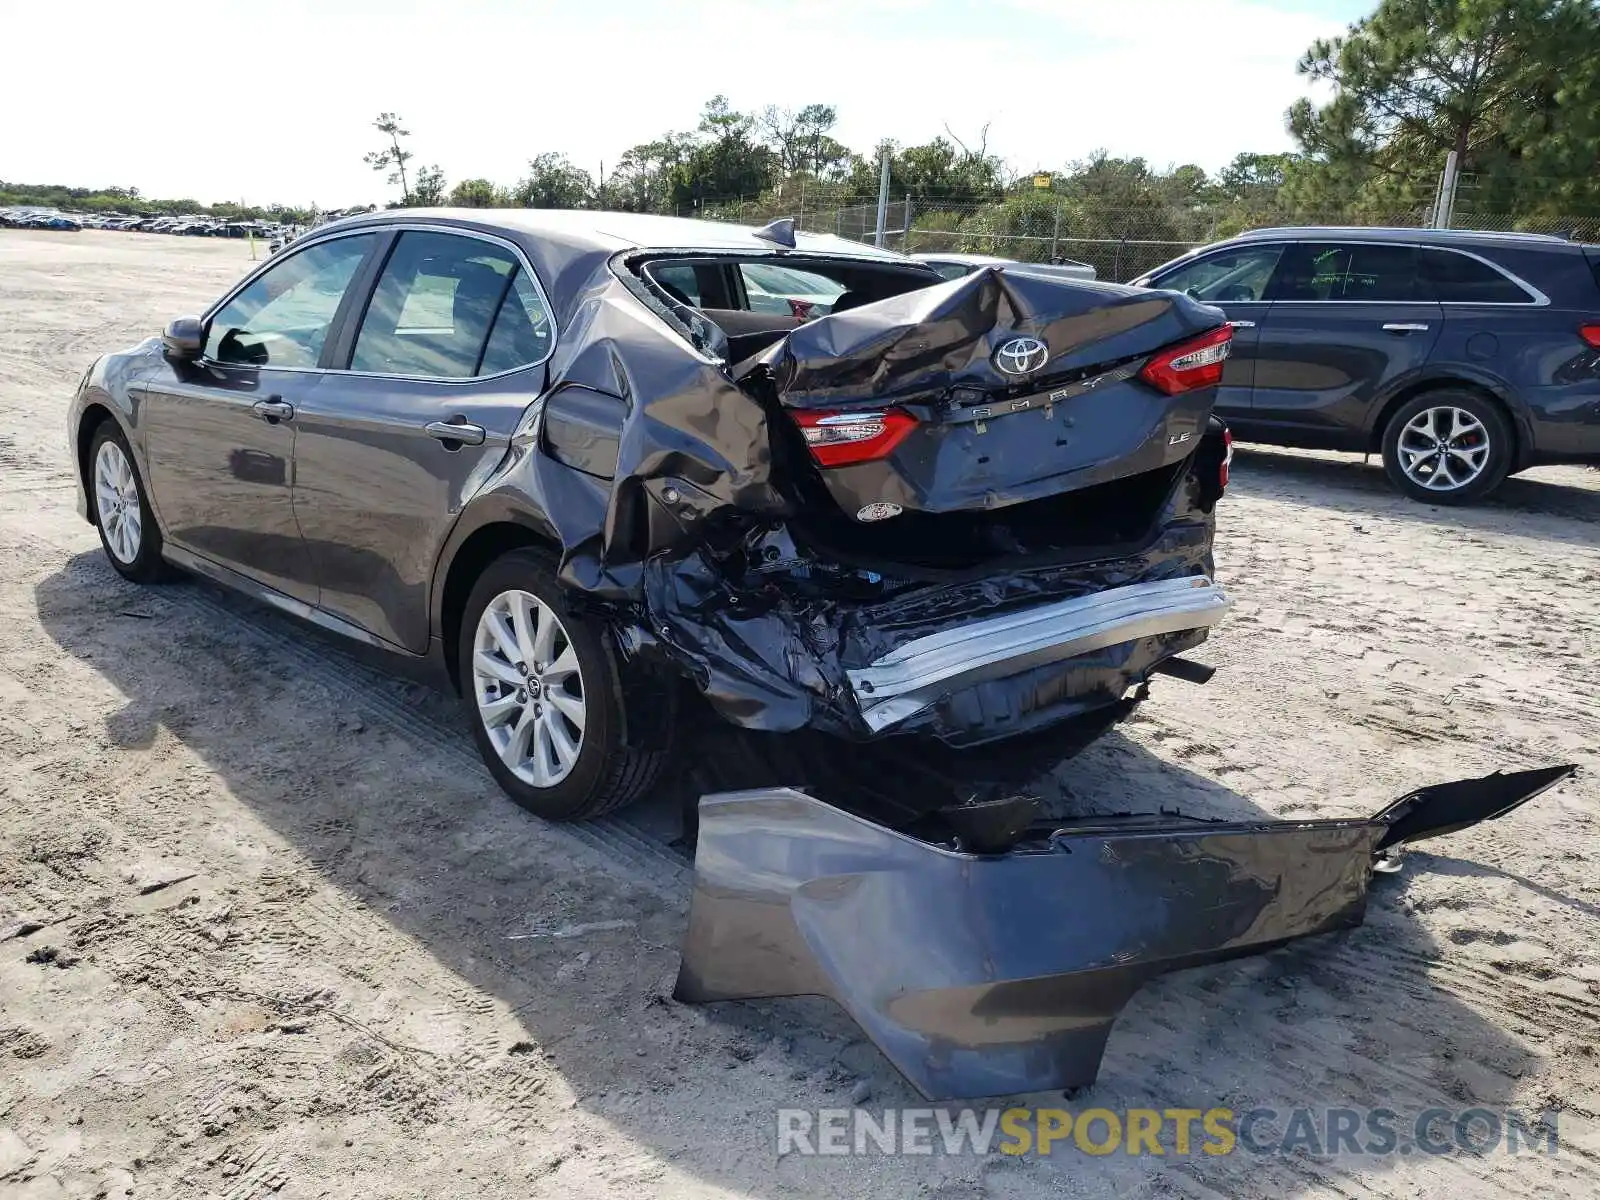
[1226,319,1256,329]
[252,397,294,422]
[1382,322,1430,333]
[425,418,487,447]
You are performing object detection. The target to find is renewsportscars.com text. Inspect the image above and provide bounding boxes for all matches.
[777,1106,1559,1158]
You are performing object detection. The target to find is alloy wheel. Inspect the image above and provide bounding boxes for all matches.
[1395,406,1492,492]
[94,440,143,564]
[471,589,587,787]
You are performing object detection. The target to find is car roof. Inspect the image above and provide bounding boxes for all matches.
[315,207,912,261]
[1229,225,1576,247]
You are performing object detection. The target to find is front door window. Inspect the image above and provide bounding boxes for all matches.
[204,234,376,367]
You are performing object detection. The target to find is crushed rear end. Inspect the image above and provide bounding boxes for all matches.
[639,267,1237,744]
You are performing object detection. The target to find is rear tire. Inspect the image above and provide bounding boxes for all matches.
[458,548,675,821]
[1380,389,1513,505]
[88,420,175,584]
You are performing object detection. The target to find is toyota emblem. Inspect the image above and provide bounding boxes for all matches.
[992,336,1049,377]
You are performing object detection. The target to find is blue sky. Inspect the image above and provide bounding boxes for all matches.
[5,0,1372,207]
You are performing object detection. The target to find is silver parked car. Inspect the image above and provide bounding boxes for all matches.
[911,251,1096,282]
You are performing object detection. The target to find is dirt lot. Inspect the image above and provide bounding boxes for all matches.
[1,229,1598,1199]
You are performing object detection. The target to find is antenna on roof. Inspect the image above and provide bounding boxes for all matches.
[753,217,797,250]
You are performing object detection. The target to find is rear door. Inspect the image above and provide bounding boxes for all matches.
[288,228,556,652]
[1140,242,1284,418]
[1249,241,1442,444]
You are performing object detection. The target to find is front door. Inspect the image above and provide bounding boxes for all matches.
[1139,242,1285,419]
[289,229,557,652]
[1249,241,1443,443]
[139,233,379,601]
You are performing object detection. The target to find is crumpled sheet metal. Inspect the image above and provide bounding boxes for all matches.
[639,474,1216,738]
[673,765,1576,1100]
[754,267,1220,409]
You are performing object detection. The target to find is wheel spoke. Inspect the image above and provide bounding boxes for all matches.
[547,688,586,733]
[507,707,538,768]
[478,691,522,728]
[509,594,538,666]
[474,651,522,686]
[531,599,559,668]
[546,710,580,769]
[531,717,558,786]
[544,645,579,684]
[485,608,521,664]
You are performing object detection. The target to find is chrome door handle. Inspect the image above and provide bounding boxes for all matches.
[1226,319,1256,329]
[1382,323,1430,333]
[252,397,294,422]
[425,419,486,447]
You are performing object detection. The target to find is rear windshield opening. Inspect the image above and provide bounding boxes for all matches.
[634,253,939,362]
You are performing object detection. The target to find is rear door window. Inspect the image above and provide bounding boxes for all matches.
[478,271,556,375]
[1273,243,1423,302]
[1152,245,1283,303]
[1420,248,1534,303]
[350,231,547,377]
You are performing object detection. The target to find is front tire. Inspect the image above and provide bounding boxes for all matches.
[89,420,174,583]
[458,548,675,821]
[1380,389,1513,505]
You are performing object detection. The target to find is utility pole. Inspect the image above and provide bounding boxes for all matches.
[874,146,891,247]
[1435,150,1459,229]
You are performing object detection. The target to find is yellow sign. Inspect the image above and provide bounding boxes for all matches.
[1032,172,1053,190]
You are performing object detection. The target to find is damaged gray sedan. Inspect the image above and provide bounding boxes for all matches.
[69,208,1235,819]
[70,210,1577,1100]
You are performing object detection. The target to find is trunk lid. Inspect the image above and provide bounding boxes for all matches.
[746,267,1227,518]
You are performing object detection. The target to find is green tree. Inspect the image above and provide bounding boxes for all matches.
[363,112,415,203]
[449,178,501,207]
[669,96,776,208]
[1286,0,1600,216]
[509,153,594,208]
[411,164,448,207]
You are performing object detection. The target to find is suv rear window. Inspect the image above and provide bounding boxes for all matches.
[1419,248,1533,303]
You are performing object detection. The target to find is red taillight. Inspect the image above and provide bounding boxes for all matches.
[1220,427,1233,491]
[1580,323,1600,348]
[1138,325,1233,395]
[791,408,917,468]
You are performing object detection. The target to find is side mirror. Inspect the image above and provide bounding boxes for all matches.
[162,316,205,359]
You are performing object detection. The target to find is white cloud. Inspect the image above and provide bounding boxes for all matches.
[3,0,1357,206]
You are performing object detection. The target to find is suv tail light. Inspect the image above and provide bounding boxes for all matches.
[791,408,918,468]
[1580,324,1600,348]
[1138,325,1233,395]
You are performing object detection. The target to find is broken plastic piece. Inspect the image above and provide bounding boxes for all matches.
[674,765,1575,1100]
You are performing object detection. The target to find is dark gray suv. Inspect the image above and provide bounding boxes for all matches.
[69,210,1235,821]
[1134,227,1600,502]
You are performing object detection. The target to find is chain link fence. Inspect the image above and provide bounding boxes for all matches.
[684,184,1599,282]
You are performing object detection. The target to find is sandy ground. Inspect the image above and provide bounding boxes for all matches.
[1,229,1598,1199]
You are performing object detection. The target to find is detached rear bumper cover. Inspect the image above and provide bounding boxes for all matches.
[674,765,1575,1100]
[848,576,1231,733]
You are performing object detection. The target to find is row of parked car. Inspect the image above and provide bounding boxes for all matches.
[1,206,294,239]
[0,206,320,241]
